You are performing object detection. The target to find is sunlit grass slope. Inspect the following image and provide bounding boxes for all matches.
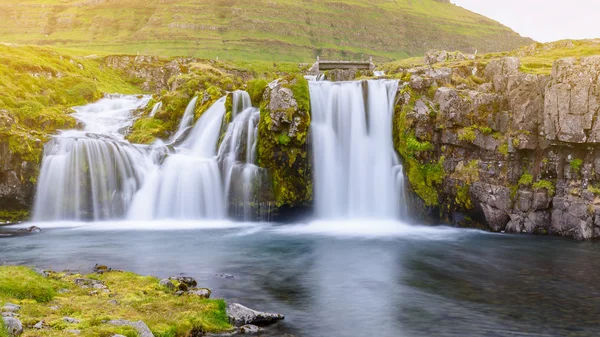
[0,0,533,61]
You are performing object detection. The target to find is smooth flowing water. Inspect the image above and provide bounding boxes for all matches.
[1,221,599,337]
[309,80,406,219]
[33,95,153,221]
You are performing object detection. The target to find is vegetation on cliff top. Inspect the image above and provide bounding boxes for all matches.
[0,266,230,337]
[0,44,141,164]
[381,39,600,76]
[0,0,531,62]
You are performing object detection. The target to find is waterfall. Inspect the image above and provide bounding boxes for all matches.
[149,101,162,117]
[217,91,270,220]
[128,97,228,220]
[32,95,153,221]
[309,80,405,219]
[170,96,197,142]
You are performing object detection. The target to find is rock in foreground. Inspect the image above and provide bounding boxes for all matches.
[227,303,284,326]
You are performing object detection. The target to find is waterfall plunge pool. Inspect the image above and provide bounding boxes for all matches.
[2,220,600,337]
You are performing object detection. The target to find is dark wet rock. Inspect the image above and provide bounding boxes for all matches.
[16,226,41,233]
[108,319,154,337]
[93,264,110,273]
[216,273,235,279]
[239,325,263,334]
[169,276,197,288]
[227,303,284,327]
[187,288,211,299]
[2,317,23,336]
[159,278,175,289]
[63,317,80,324]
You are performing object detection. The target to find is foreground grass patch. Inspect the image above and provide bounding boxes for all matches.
[0,267,230,337]
[0,267,57,303]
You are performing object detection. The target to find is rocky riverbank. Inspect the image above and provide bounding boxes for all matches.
[0,265,284,337]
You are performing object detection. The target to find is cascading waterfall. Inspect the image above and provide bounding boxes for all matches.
[128,91,268,220]
[33,95,153,221]
[170,96,197,142]
[217,91,270,220]
[128,97,228,219]
[32,81,406,223]
[149,101,162,117]
[309,80,406,219]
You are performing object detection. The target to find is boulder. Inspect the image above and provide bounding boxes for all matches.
[2,304,20,313]
[2,317,23,336]
[226,303,284,327]
[188,288,211,299]
[108,320,154,337]
[33,320,45,329]
[239,324,263,334]
[159,279,175,290]
[169,276,197,288]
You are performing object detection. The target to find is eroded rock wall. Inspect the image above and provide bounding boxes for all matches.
[396,56,600,240]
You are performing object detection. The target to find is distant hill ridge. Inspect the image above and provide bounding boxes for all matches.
[0,0,533,61]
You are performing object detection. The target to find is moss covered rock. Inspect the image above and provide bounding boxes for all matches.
[258,76,312,208]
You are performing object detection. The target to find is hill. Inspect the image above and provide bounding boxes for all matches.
[0,0,533,62]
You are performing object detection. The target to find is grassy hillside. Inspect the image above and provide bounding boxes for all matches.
[0,0,533,62]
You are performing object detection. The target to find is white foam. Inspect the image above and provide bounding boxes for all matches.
[13,220,261,231]
[272,219,482,240]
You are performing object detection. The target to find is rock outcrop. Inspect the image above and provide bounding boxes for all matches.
[226,303,284,327]
[396,54,600,240]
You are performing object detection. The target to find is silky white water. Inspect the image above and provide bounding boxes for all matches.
[33,95,153,221]
[217,91,270,220]
[309,80,405,219]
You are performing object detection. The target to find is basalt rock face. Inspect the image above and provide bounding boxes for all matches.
[396,56,600,240]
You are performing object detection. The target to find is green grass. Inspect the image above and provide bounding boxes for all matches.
[0,44,142,163]
[0,267,231,337]
[0,266,57,302]
[513,40,600,75]
[0,315,8,337]
[0,0,532,62]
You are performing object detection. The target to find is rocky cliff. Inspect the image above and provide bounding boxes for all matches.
[394,52,600,240]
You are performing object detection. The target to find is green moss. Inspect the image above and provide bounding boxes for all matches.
[0,210,30,223]
[392,92,446,206]
[407,157,446,206]
[246,79,269,106]
[518,172,533,187]
[498,143,509,156]
[458,126,477,143]
[126,118,170,144]
[257,78,312,208]
[0,267,231,337]
[532,180,555,196]
[570,158,583,173]
[587,184,600,196]
[406,136,433,152]
[277,133,291,146]
[287,74,310,113]
[455,185,472,209]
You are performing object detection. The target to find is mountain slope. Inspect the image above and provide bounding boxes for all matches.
[0,0,533,61]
